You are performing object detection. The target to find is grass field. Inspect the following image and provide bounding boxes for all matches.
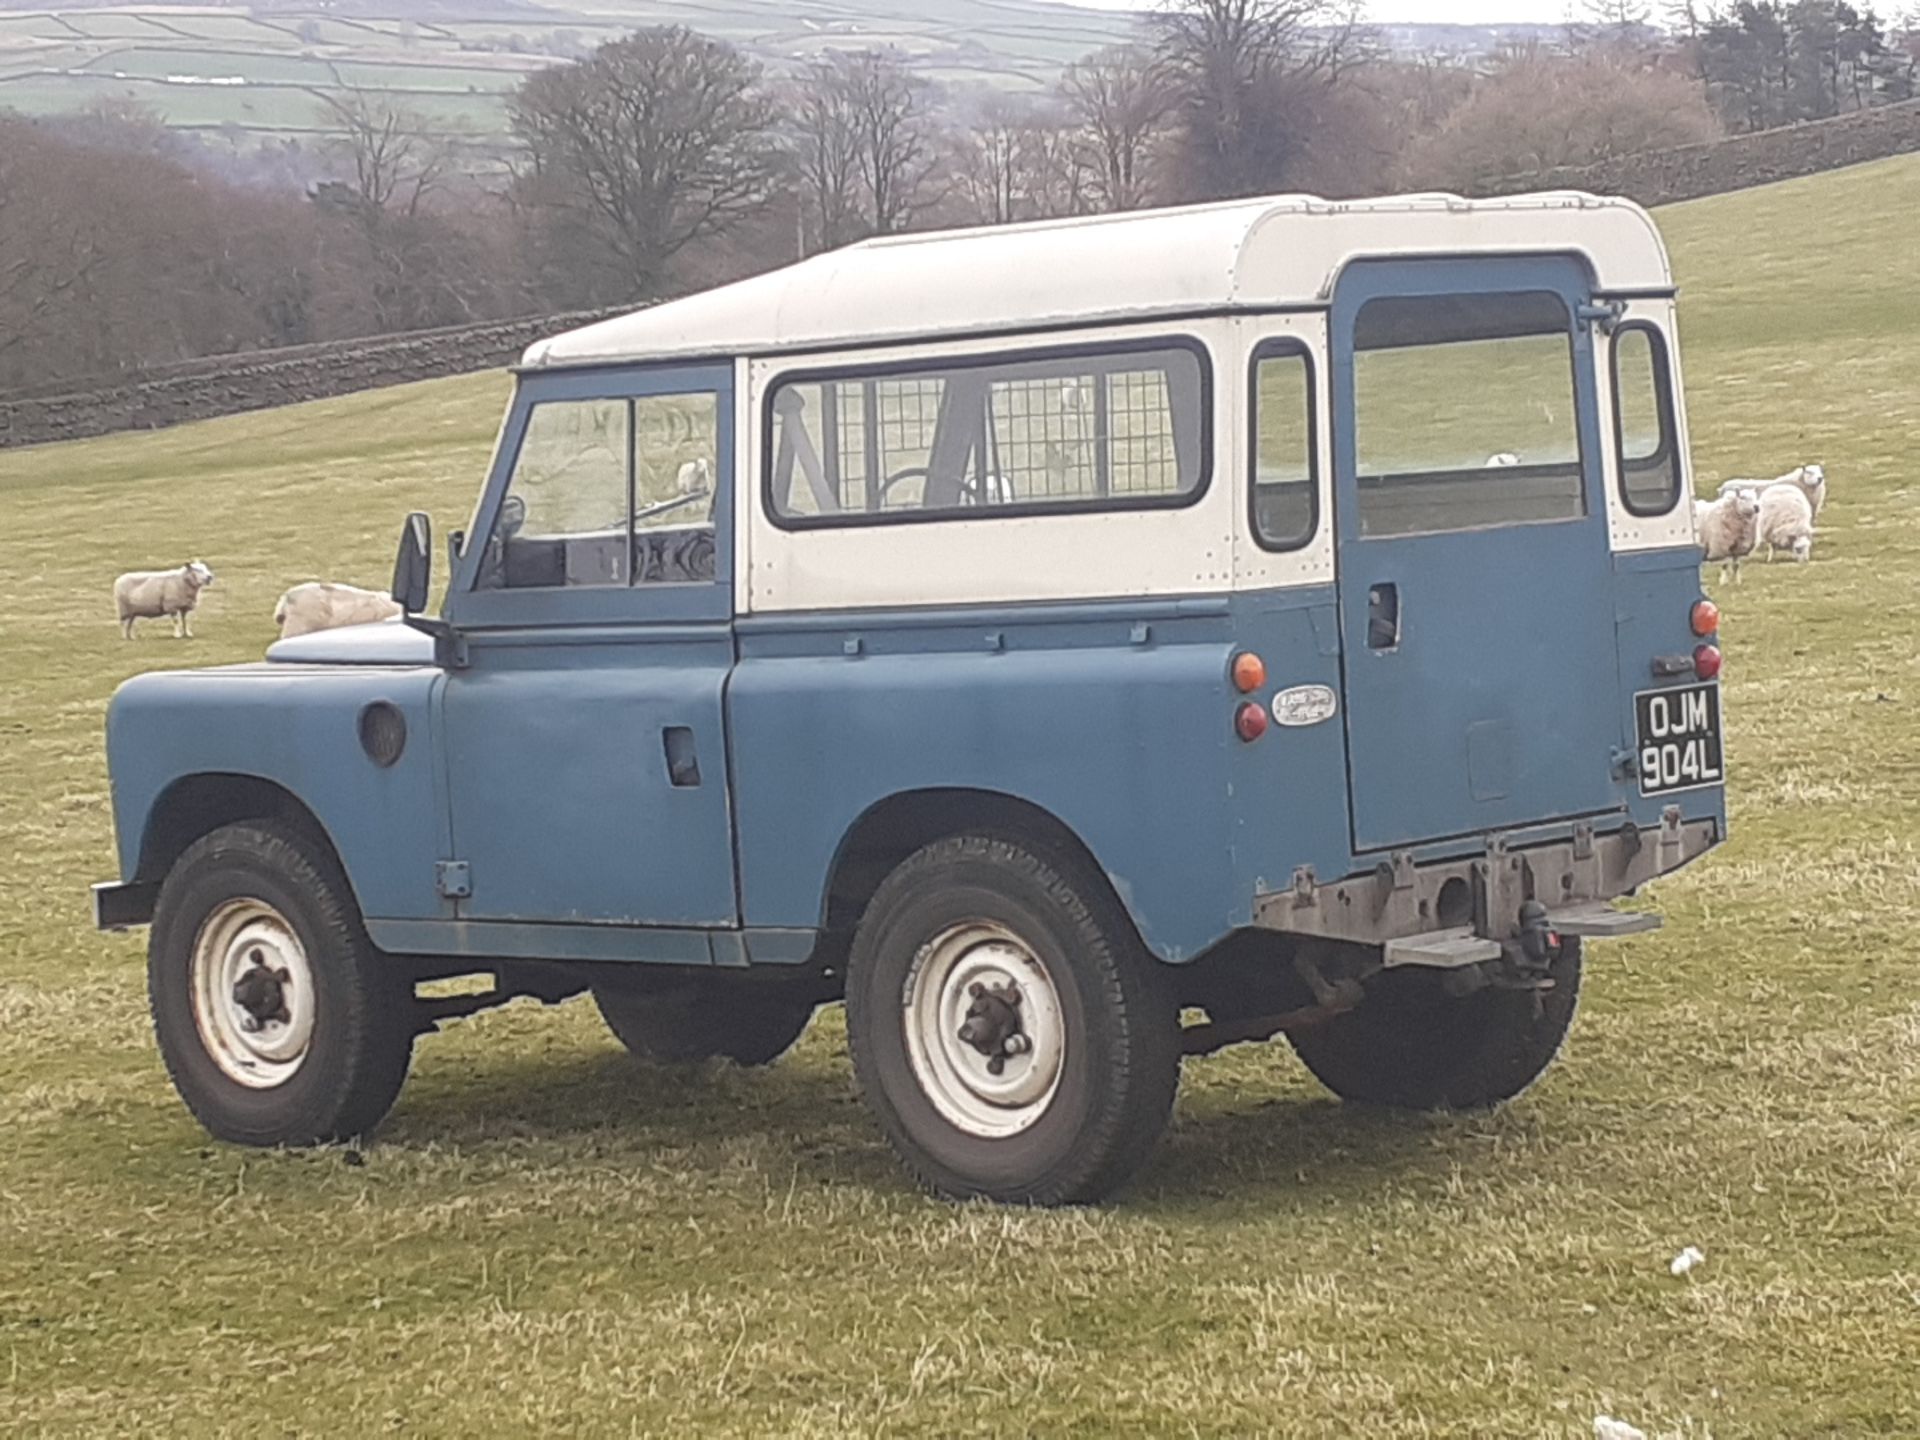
[3,157,1920,1435]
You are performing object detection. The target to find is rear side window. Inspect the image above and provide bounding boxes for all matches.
[1250,343,1316,550]
[1350,291,1585,539]
[766,341,1209,525]
[1612,322,1682,516]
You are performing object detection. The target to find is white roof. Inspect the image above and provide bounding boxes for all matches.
[523,191,1672,368]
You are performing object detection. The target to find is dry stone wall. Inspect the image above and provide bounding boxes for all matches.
[6,98,1920,451]
[1474,95,1920,206]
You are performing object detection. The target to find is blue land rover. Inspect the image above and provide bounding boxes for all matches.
[95,193,1725,1203]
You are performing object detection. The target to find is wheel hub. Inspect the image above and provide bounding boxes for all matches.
[190,899,316,1089]
[904,923,1065,1138]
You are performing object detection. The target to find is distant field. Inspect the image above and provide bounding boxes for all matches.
[2,156,1918,1435]
[0,0,1139,141]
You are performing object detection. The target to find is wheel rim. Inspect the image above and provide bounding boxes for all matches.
[902,921,1066,1138]
[189,898,317,1089]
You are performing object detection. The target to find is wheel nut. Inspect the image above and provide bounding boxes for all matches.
[1003,1033,1031,1057]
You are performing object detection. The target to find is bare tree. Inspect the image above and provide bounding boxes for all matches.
[1059,44,1171,211]
[789,58,866,251]
[1151,0,1365,201]
[954,97,1094,226]
[511,26,782,300]
[314,91,447,224]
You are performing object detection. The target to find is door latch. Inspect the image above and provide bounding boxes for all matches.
[1367,583,1400,650]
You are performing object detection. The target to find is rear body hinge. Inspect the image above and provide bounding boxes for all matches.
[435,860,472,899]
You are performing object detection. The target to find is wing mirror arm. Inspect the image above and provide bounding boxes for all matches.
[391,511,468,668]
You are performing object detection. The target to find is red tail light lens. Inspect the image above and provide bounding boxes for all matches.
[1235,702,1269,742]
[1693,644,1722,680]
[1691,599,1720,636]
[1231,651,1267,694]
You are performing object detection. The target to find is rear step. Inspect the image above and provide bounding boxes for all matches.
[1383,903,1662,969]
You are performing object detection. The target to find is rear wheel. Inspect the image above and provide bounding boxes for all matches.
[592,976,817,1065]
[1287,938,1582,1109]
[148,821,416,1146]
[846,833,1180,1205]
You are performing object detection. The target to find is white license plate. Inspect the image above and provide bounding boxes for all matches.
[1633,682,1724,796]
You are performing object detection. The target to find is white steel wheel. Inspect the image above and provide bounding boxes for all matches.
[847,833,1181,1205]
[189,897,317,1088]
[903,921,1067,1138]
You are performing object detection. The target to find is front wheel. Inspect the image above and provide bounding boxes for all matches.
[148,821,416,1146]
[1287,938,1583,1109]
[846,833,1180,1205]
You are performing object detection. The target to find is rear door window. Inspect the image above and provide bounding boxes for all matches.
[1350,291,1584,538]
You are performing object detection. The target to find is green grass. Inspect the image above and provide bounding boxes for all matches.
[4,156,1920,1436]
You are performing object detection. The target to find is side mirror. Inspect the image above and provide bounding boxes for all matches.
[391,511,431,615]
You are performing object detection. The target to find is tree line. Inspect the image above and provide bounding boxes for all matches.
[3,0,1916,396]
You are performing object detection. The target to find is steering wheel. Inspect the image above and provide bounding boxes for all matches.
[635,487,710,526]
[875,467,1004,509]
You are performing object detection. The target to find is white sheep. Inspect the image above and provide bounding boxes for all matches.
[114,561,214,639]
[1755,482,1815,563]
[1485,451,1521,467]
[273,582,404,639]
[1693,487,1761,583]
[1718,461,1826,517]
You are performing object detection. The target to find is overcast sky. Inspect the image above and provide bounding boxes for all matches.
[1061,0,1589,23]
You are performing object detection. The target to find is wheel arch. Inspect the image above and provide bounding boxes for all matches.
[819,787,1166,960]
[136,772,350,893]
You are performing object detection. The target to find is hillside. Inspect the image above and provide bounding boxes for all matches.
[2,154,1919,1433]
[0,0,1142,143]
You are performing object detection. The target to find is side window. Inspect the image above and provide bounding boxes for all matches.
[1612,323,1682,516]
[478,391,719,590]
[1251,344,1316,549]
[767,342,1208,526]
[1350,291,1584,539]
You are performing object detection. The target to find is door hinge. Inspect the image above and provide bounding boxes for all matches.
[1577,299,1626,334]
[435,860,472,899]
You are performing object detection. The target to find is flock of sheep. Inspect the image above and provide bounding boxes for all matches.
[1694,462,1826,583]
[112,567,400,641]
[110,461,1827,641]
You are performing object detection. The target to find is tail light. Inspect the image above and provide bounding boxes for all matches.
[1234,702,1268,742]
[1693,644,1722,680]
[1690,599,1719,636]
[1231,651,1267,693]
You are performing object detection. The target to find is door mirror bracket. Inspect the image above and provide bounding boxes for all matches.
[391,511,468,668]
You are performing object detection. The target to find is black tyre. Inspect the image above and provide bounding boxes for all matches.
[592,977,817,1065]
[846,833,1180,1205]
[1287,938,1583,1109]
[148,821,415,1146]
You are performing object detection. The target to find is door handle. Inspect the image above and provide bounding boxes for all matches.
[1367,583,1400,650]
[662,726,702,787]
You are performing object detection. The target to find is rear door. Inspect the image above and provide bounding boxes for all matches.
[1330,256,1623,852]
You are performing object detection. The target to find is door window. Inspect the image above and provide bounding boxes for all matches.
[477,392,719,590]
[1350,291,1585,538]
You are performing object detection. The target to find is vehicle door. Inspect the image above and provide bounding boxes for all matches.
[438,363,738,926]
[1329,256,1624,852]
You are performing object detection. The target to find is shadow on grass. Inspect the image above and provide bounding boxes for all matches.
[377,1023,1489,1209]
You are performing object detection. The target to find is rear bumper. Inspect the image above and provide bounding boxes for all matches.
[92,880,157,931]
[1253,811,1719,948]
